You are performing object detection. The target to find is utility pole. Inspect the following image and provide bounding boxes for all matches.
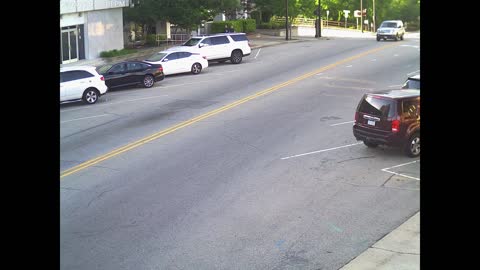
[315,0,321,37]
[373,0,376,32]
[360,0,363,33]
[285,0,289,40]
[318,0,322,37]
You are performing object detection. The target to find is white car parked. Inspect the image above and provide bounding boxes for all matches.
[60,66,108,104]
[144,50,208,75]
[167,33,251,64]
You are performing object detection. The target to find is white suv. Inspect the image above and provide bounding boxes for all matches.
[168,33,251,64]
[60,66,108,104]
[376,20,405,41]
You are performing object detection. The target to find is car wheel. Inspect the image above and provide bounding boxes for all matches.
[230,50,243,64]
[364,141,378,148]
[395,34,399,41]
[143,75,154,88]
[82,88,99,104]
[376,36,381,41]
[404,133,420,157]
[191,63,202,74]
[400,34,404,40]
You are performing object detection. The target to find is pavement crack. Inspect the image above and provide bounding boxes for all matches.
[371,246,419,255]
[337,156,375,163]
[60,187,84,191]
[221,132,264,153]
[381,174,396,187]
[87,188,114,208]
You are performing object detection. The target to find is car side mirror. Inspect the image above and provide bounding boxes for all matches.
[163,58,169,62]
[199,43,209,48]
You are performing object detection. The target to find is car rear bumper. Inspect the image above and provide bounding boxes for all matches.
[154,73,165,82]
[353,125,403,146]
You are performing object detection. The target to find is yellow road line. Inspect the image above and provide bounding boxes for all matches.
[61,43,397,178]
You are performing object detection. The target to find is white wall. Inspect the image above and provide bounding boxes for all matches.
[60,12,85,27]
[85,8,124,59]
[61,0,129,14]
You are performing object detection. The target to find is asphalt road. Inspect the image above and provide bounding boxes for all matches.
[61,36,420,270]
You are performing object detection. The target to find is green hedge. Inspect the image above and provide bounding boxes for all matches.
[99,48,137,58]
[257,21,283,29]
[211,19,256,33]
[243,19,256,33]
[146,34,167,46]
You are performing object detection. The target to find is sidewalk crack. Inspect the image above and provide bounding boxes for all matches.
[371,246,419,255]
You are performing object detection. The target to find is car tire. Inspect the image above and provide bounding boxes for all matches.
[400,34,404,40]
[230,50,243,64]
[404,132,420,157]
[191,63,202,74]
[395,34,400,41]
[364,141,378,148]
[143,75,155,88]
[376,36,381,41]
[82,88,100,104]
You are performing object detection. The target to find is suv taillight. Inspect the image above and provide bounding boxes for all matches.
[158,66,163,72]
[392,119,400,132]
[100,76,104,81]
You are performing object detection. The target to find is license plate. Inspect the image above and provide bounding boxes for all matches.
[367,120,376,126]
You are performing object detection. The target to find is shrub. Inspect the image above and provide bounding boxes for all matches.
[146,34,167,46]
[99,48,136,58]
[243,19,256,33]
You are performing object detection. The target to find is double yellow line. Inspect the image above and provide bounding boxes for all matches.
[61,43,397,178]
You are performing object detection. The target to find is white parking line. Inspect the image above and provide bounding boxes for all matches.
[61,114,111,123]
[254,48,261,59]
[371,59,377,61]
[330,120,355,126]
[381,160,420,181]
[407,69,420,76]
[281,142,363,160]
[346,65,353,68]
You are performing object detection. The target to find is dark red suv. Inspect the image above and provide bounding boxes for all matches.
[353,89,420,157]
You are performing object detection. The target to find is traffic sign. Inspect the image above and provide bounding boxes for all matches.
[354,10,361,18]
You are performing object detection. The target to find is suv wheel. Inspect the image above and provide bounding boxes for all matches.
[82,88,99,104]
[404,133,420,157]
[230,50,243,64]
[364,141,378,148]
[191,63,202,74]
[395,34,400,41]
[400,34,404,40]
[376,36,381,41]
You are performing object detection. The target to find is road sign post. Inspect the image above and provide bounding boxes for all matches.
[343,10,350,29]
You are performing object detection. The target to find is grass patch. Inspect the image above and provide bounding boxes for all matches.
[100,48,137,58]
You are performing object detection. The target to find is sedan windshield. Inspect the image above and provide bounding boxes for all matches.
[182,38,201,46]
[146,53,168,62]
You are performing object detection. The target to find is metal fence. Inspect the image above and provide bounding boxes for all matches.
[154,33,191,47]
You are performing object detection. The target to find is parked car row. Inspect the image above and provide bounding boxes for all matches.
[60,32,252,105]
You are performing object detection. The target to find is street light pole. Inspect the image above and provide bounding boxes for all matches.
[285,0,288,40]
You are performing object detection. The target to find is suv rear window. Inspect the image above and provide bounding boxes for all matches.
[358,95,395,117]
[230,34,248,41]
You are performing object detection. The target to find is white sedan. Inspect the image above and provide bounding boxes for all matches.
[144,50,208,75]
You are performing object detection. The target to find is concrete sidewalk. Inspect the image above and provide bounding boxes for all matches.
[339,212,420,270]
